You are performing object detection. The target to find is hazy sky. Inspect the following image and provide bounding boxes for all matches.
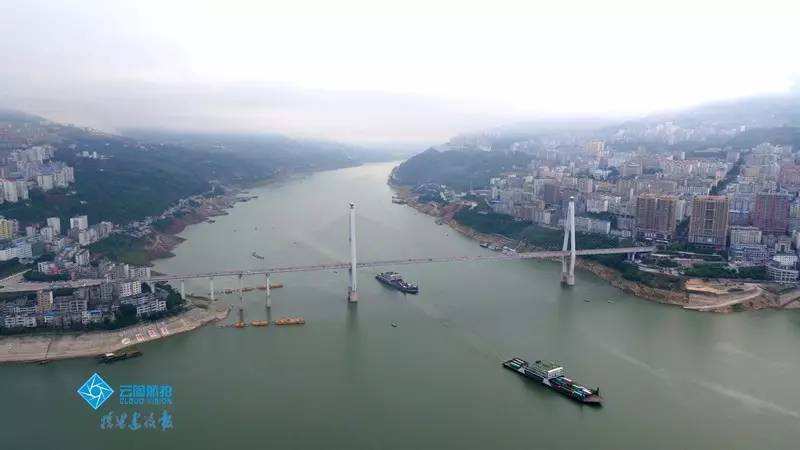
[1,0,799,144]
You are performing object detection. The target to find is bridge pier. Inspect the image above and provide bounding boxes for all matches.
[237,273,244,323]
[265,273,271,309]
[561,196,576,286]
[209,277,215,301]
[180,280,185,300]
[347,202,359,302]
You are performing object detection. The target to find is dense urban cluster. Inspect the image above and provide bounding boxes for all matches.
[0,145,75,202]
[0,211,176,331]
[430,129,800,285]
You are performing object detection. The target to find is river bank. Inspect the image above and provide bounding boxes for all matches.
[0,302,230,364]
[108,170,350,266]
[391,185,788,313]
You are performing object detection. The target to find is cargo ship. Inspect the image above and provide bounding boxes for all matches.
[502,358,602,406]
[375,272,419,294]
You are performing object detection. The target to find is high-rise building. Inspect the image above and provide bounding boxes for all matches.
[585,140,605,154]
[752,193,792,235]
[70,215,88,231]
[1,179,18,203]
[635,194,678,240]
[0,218,14,240]
[36,290,53,313]
[39,226,54,242]
[779,164,800,188]
[15,180,28,201]
[541,181,560,205]
[46,217,61,235]
[688,195,729,248]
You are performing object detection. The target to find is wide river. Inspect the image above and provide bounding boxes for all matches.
[3,162,800,449]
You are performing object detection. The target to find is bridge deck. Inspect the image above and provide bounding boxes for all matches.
[3,247,654,291]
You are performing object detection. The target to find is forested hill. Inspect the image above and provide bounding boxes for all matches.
[0,112,396,225]
[391,148,533,190]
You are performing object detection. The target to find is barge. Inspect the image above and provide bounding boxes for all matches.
[503,358,602,406]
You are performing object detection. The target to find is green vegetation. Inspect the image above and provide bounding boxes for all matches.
[157,282,187,310]
[88,234,150,266]
[585,253,681,290]
[453,208,529,237]
[393,149,533,190]
[454,206,629,250]
[0,122,385,226]
[0,258,31,279]
[725,127,800,149]
[684,263,766,280]
[23,271,69,282]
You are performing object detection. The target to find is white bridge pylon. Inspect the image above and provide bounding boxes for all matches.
[561,196,577,286]
[347,202,358,302]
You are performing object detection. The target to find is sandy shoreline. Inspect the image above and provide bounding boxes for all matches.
[0,303,230,364]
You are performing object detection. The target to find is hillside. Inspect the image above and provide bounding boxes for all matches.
[391,148,533,190]
[0,112,396,226]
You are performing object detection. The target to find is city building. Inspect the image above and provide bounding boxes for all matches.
[121,293,167,317]
[767,254,799,283]
[46,217,61,235]
[729,244,770,265]
[635,194,678,240]
[36,290,53,313]
[115,281,142,299]
[729,226,762,246]
[70,215,89,231]
[74,249,90,266]
[688,195,729,248]
[1,179,18,203]
[0,218,15,240]
[752,193,792,235]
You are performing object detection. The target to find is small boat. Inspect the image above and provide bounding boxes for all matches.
[584,299,591,302]
[391,323,398,328]
[252,252,265,260]
[98,349,143,363]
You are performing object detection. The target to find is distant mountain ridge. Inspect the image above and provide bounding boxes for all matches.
[395,92,800,189]
[0,110,400,226]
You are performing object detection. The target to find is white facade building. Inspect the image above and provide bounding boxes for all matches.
[70,215,89,231]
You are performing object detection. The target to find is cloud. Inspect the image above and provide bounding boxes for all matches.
[2,0,799,142]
